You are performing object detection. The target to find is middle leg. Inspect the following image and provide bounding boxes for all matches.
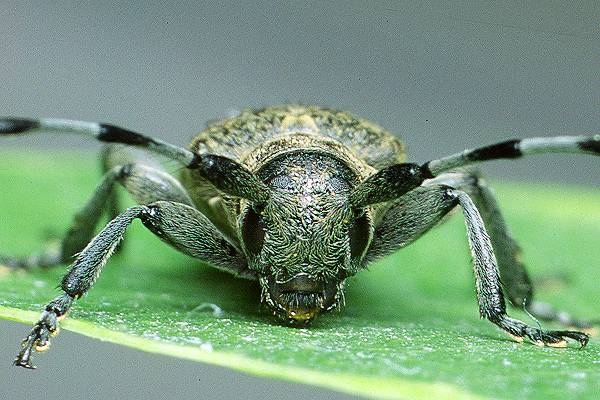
[1,145,193,270]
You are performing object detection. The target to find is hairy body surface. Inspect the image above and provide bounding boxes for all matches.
[1,105,598,368]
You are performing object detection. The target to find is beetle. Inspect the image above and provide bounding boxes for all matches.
[1,105,598,368]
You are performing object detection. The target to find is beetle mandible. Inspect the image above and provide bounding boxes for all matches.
[1,105,598,368]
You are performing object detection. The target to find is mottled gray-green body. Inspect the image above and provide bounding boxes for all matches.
[180,106,406,319]
[181,106,403,237]
[188,105,405,169]
[2,106,597,368]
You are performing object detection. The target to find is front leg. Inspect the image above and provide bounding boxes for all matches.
[432,171,592,329]
[365,185,459,262]
[451,189,589,347]
[14,206,144,368]
[140,201,251,279]
[366,185,589,347]
[15,201,249,369]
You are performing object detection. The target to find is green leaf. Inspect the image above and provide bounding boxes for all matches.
[1,151,599,400]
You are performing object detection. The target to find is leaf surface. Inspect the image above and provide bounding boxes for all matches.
[1,152,599,399]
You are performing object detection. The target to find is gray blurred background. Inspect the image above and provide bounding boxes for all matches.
[1,1,599,399]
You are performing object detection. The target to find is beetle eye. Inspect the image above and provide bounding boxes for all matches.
[241,207,265,256]
[349,212,371,259]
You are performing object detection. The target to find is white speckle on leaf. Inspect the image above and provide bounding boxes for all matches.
[33,280,47,288]
[200,342,213,352]
[189,302,224,317]
[383,359,421,375]
[570,371,587,379]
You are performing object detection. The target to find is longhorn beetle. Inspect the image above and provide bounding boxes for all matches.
[1,105,598,368]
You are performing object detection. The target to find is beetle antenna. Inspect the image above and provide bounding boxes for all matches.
[351,134,600,206]
[0,118,197,167]
[423,135,600,176]
[0,117,272,202]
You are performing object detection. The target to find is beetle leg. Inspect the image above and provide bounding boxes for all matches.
[138,201,250,278]
[365,185,459,263]
[0,165,120,270]
[450,188,589,347]
[368,182,592,344]
[426,171,533,306]
[14,201,248,368]
[432,171,593,330]
[14,293,73,368]
[1,151,193,270]
[14,206,145,369]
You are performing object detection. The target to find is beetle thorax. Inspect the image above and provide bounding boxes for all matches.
[250,151,358,277]
[239,151,370,321]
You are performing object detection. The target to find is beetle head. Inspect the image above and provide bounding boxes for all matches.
[239,152,372,323]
